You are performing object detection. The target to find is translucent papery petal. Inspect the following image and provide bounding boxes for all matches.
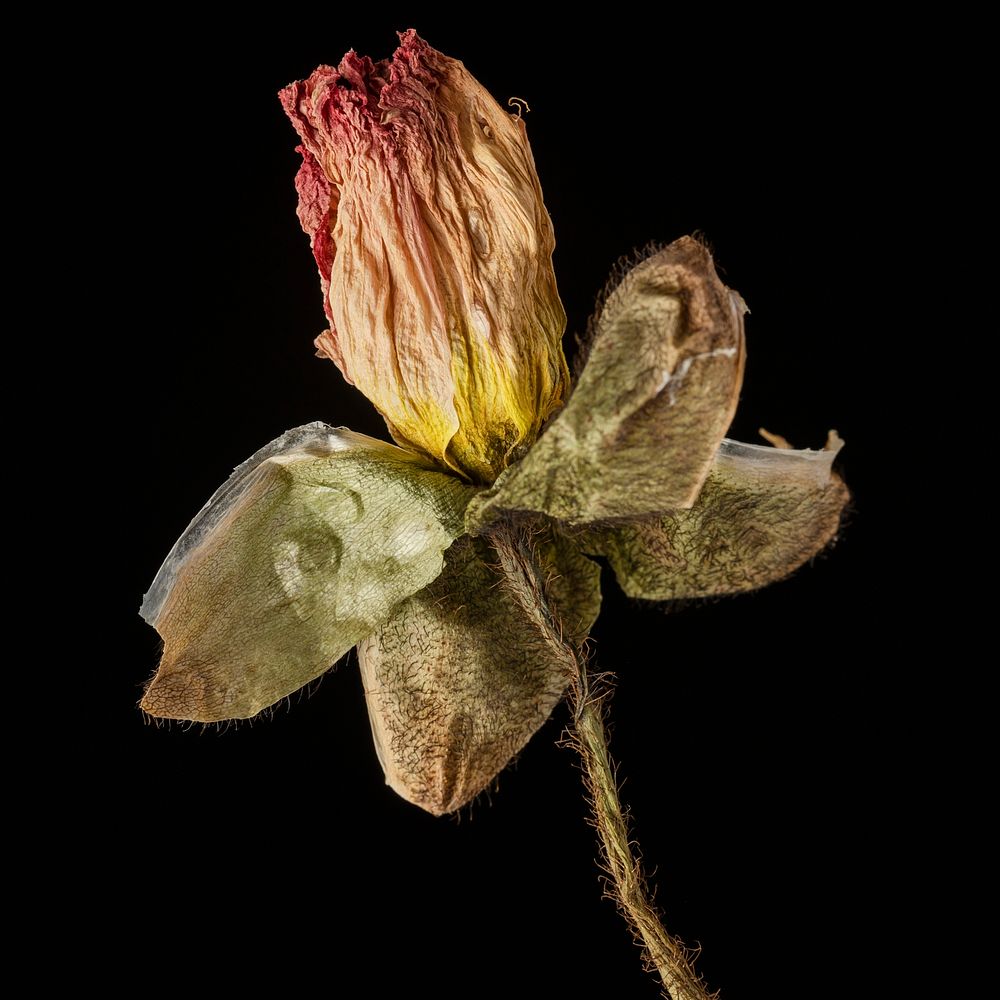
[466,236,745,529]
[576,438,848,601]
[140,423,477,722]
[358,526,601,815]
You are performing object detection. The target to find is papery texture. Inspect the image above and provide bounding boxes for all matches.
[578,438,848,600]
[358,525,600,814]
[466,237,745,528]
[141,423,477,722]
[281,30,569,483]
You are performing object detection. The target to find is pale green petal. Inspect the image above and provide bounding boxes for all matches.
[467,237,745,531]
[140,422,477,722]
[577,438,849,601]
[359,525,601,815]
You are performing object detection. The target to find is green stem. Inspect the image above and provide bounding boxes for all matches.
[570,667,717,1000]
[490,524,717,999]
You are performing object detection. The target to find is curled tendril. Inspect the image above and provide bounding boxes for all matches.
[507,96,531,119]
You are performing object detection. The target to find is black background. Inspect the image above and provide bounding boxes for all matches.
[107,13,919,998]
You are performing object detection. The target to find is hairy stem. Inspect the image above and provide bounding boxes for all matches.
[490,524,716,999]
[570,668,717,1000]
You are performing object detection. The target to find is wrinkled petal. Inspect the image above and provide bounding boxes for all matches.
[280,30,569,483]
[466,237,745,528]
[358,525,601,815]
[140,423,477,722]
[576,437,848,601]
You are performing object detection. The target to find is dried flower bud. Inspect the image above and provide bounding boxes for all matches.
[281,30,569,483]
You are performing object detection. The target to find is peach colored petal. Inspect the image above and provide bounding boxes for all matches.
[281,31,569,483]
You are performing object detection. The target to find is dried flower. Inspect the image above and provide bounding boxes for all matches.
[142,27,846,808]
[139,31,848,1000]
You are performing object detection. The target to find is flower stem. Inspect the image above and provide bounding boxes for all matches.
[489,524,717,999]
[569,665,717,1000]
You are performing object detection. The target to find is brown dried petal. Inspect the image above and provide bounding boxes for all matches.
[577,438,848,601]
[466,236,745,529]
[358,526,601,815]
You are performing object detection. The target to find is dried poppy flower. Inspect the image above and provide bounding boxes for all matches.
[139,30,847,999]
